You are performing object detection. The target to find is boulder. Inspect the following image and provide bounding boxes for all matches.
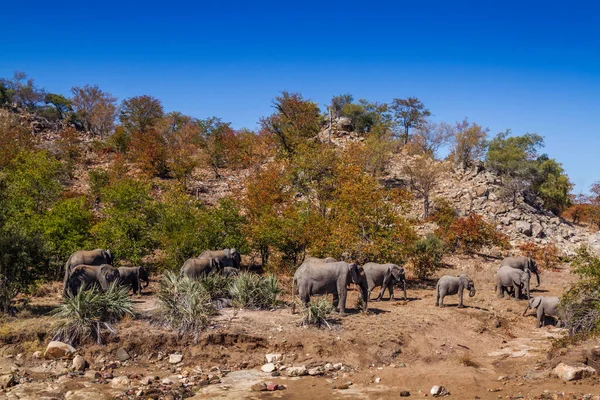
[531,222,544,238]
[553,363,596,381]
[430,385,450,396]
[169,353,183,364]
[32,351,42,359]
[116,348,131,362]
[44,341,76,359]
[110,375,131,388]
[308,366,324,376]
[336,117,353,132]
[71,355,88,372]
[285,366,307,377]
[265,353,282,363]
[515,221,532,236]
[251,382,267,392]
[261,363,276,373]
[588,232,600,257]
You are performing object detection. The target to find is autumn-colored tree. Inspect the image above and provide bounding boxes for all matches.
[71,84,117,136]
[440,214,509,254]
[119,95,164,133]
[389,97,431,145]
[160,113,202,184]
[330,94,354,119]
[0,71,45,110]
[450,118,488,170]
[260,92,321,158]
[411,121,454,158]
[0,110,33,168]
[54,126,81,178]
[197,117,235,178]
[588,182,600,230]
[518,242,561,272]
[403,156,447,219]
[130,128,169,178]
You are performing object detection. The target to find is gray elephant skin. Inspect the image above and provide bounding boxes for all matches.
[523,296,562,327]
[63,249,113,296]
[304,256,338,263]
[199,248,241,269]
[66,264,120,296]
[181,257,219,279]
[435,274,476,307]
[291,261,368,315]
[362,263,406,301]
[499,256,540,287]
[118,266,149,295]
[497,265,530,300]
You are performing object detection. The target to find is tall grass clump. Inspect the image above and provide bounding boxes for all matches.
[199,271,232,300]
[52,283,134,345]
[229,272,283,309]
[155,272,216,342]
[299,298,334,328]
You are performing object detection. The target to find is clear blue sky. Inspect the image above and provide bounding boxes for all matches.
[1,0,599,193]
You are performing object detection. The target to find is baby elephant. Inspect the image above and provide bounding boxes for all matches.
[117,266,149,295]
[523,296,562,327]
[362,263,406,301]
[436,275,476,308]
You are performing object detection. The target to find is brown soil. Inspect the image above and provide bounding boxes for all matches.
[2,256,600,399]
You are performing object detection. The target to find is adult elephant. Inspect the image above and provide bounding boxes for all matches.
[362,263,407,301]
[117,266,150,295]
[497,265,530,300]
[63,249,113,297]
[523,296,562,327]
[435,275,476,308]
[499,256,540,287]
[198,248,241,269]
[66,264,120,296]
[181,257,219,279]
[221,267,240,277]
[291,261,368,315]
[303,256,338,263]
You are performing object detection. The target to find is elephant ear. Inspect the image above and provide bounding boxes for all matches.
[105,249,113,264]
[348,263,360,284]
[390,266,402,280]
[531,297,542,309]
[223,249,231,258]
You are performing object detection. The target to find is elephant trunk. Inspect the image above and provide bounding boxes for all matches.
[402,279,407,301]
[469,288,476,297]
[526,280,530,300]
[535,272,540,287]
[522,304,530,316]
[143,277,150,288]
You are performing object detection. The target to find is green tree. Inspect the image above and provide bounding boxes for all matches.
[533,156,573,214]
[119,95,164,133]
[389,97,431,144]
[44,93,72,120]
[260,92,321,158]
[0,71,45,110]
[330,94,354,118]
[486,131,544,176]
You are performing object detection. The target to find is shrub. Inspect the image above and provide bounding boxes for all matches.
[52,283,134,345]
[299,298,334,328]
[199,272,232,300]
[518,242,561,271]
[155,272,216,342]
[409,234,446,279]
[559,246,600,335]
[440,214,509,254]
[88,169,110,201]
[229,272,283,309]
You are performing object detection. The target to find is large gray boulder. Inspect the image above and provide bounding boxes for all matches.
[553,363,596,381]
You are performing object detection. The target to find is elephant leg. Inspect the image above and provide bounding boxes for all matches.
[512,283,519,300]
[435,290,440,307]
[337,281,348,315]
[438,290,446,307]
[375,285,386,301]
[497,283,504,298]
[332,293,340,311]
[536,307,544,328]
[388,282,394,301]
[458,288,465,308]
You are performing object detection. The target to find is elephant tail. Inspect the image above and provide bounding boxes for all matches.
[291,276,296,315]
[435,281,440,306]
[62,260,71,297]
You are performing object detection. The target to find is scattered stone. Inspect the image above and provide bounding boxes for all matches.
[116,348,131,362]
[271,371,280,377]
[333,363,343,370]
[44,341,76,359]
[335,383,350,390]
[396,363,407,368]
[324,363,334,371]
[251,382,267,392]
[515,221,532,236]
[285,366,307,377]
[261,363,276,373]
[162,378,173,385]
[553,363,597,381]
[375,377,381,383]
[430,385,450,397]
[308,366,324,376]
[266,383,285,391]
[399,391,411,397]
[0,374,16,389]
[265,353,282,363]
[71,355,87,372]
[140,376,155,385]
[169,353,183,364]
[111,375,131,388]
[32,351,43,359]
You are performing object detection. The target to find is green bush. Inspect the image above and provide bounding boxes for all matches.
[155,272,216,342]
[199,272,232,300]
[409,234,446,279]
[52,283,134,345]
[88,169,110,200]
[299,298,334,328]
[229,272,283,309]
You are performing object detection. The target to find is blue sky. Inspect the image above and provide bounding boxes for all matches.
[1,0,599,193]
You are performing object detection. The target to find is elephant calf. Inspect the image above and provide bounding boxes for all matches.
[221,267,240,277]
[435,275,476,308]
[181,257,218,279]
[66,264,120,296]
[523,296,562,327]
[304,256,338,263]
[497,265,530,300]
[362,263,407,301]
[291,261,368,315]
[118,266,150,295]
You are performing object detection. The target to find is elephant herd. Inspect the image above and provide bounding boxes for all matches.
[293,255,562,329]
[61,249,563,329]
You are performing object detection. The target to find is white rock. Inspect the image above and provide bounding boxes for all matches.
[261,363,276,373]
[375,377,381,383]
[32,351,43,359]
[110,376,131,388]
[265,353,282,363]
[308,367,324,376]
[162,378,173,384]
[333,363,343,370]
[71,355,87,372]
[285,366,307,377]
[44,341,76,359]
[431,385,450,396]
[169,353,183,364]
[553,363,597,381]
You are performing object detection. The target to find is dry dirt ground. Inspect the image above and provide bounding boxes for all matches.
[2,255,600,399]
